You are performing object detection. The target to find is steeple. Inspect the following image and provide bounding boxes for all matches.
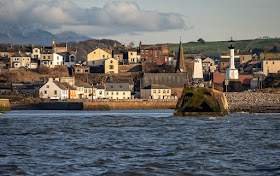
[175,40,186,73]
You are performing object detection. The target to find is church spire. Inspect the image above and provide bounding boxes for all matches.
[175,40,186,73]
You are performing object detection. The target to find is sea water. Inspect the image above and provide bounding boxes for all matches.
[0,110,280,175]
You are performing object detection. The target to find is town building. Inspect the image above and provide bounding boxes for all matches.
[10,52,31,68]
[261,58,280,76]
[73,65,90,74]
[87,48,112,66]
[202,57,216,72]
[140,42,169,65]
[105,83,132,99]
[104,58,118,74]
[40,52,63,68]
[175,41,186,73]
[39,78,68,100]
[140,84,171,99]
[141,73,188,98]
[93,85,105,99]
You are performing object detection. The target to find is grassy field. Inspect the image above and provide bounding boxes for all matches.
[169,38,280,58]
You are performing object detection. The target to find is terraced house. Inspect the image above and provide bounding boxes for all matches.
[11,52,31,68]
[105,83,132,99]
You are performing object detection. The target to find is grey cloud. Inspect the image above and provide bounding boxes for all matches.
[0,0,186,36]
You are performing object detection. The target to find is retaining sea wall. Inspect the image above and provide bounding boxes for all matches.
[0,99,10,111]
[226,92,280,113]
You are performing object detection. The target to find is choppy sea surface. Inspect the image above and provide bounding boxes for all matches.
[0,110,280,176]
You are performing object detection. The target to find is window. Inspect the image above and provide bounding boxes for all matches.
[94,52,96,54]
[57,62,59,65]
[48,56,50,59]
[99,91,102,95]
[107,92,109,95]
[23,58,25,61]
[54,90,57,95]
[155,51,158,57]
[142,50,144,54]
[109,65,114,69]
[130,52,133,56]
[158,96,160,99]
[2,53,5,57]
[158,90,161,93]
[44,61,47,64]
[123,92,125,95]
[28,58,30,61]
[44,90,47,94]
[266,61,268,64]
[103,55,105,58]
[43,56,46,59]
[85,70,89,73]
[85,89,87,93]
[167,90,169,93]
[116,92,118,95]
[111,92,113,95]
[163,90,166,93]
[210,63,212,66]
[146,50,148,54]
[153,90,156,93]
[46,85,49,88]
[273,61,275,64]
[110,60,113,64]
[119,85,122,88]
[222,63,224,65]
[35,49,38,53]
[77,69,80,72]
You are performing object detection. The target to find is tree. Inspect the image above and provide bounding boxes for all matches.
[129,42,134,47]
[197,38,206,44]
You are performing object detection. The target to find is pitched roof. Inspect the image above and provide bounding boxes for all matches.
[175,41,186,73]
[75,82,92,88]
[105,83,131,91]
[59,82,76,90]
[109,77,134,85]
[143,84,170,89]
[141,73,188,88]
[53,81,68,90]
[93,85,105,89]
[11,52,30,57]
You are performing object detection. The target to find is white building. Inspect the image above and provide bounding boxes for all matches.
[93,85,106,99]
[226,39,239,80]
[39,78,68,100]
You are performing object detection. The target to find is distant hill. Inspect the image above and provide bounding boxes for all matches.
[69,39,122,61]
[0,24,91,45]
[169,38,280,58]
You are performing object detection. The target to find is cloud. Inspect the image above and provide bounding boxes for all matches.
[0,0,186,37]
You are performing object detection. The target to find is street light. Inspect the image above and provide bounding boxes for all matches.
[92,84,93,102]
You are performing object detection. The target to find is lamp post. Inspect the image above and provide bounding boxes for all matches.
[92,84,93,102]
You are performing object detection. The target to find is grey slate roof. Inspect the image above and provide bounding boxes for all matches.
[75,82,92,88]
[53,81,68,90]
[105,83,130,91]
[93,85,105,89]
[141,73,188,88]
[109,77,134,85]
[143,84,170,89]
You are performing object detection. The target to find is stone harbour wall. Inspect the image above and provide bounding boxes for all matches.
[225,92,280,113]
[84,101,177,110]
[0,99,10,111]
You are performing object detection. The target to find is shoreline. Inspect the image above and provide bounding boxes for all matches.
[9,92,280,113]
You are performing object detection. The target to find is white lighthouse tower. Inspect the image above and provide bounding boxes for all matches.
[226,38,239,80]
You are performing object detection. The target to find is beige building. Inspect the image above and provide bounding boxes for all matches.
[141,84,171,99]
[87,48,112,66]
[39,78,68,100]
[11,52,31,68]
[202,57,216,72]
[262,58,280,76]
[105,83,131,99]
[104,58,118,74]
[127,49,140,63]
[31,48,41,59]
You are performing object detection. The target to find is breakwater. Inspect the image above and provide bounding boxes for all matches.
[226,92,280,113]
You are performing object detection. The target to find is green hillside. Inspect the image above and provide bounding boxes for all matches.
[169,38,280,57]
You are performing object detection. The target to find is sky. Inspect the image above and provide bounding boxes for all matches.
[0,0,280,44]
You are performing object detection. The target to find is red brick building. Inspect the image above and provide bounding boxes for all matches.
[140,43,169,65]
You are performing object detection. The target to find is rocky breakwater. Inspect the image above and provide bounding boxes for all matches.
[226,92,280,113]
